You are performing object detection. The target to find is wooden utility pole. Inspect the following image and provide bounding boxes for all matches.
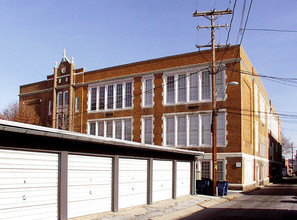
[193,9,232,196]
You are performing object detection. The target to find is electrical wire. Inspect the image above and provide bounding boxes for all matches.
[244,28,297,33]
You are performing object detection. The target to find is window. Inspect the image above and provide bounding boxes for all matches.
[216,70,224,99]
[57,92,63,109]
[124,119,132,141]
[89,81,133,111]
[189,115,199,145]
[164,69,225,105]
[90,88,97,111]
[260,93,265,124]
[125,82,132,108]
[255,121,259,153]
[99,86,105,110]
[56,114,61,129]
[201,160,224,180]
[189,73,199,101]
[201,161,210,179]
[115,120,122,139]
[144,78,153,107]
[166,117,175,146]
[178,74,186,102]
[177,116,186,146]
[217,161,224,181]
[116,84,123,109]
[75,97,79,112]
[48,101,53,115]
[106,121,113,138]
[254,84,258,115]
[217,113,225,146]
[64,91,69,107]
[164,113,225,147]
[98,121,104,137]
[166,76,175,103]
[107,85,114,109]
[89,122,96,135]
[88,118,132,141]
[202,114,211,145]
[143,117,153,144]
[202,71,211,100]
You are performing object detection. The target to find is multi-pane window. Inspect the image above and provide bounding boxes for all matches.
[57,92,63,109]
[201,114,211,145]
[115,120,122,139]
[217,161,224,181]
[89,122,96,135]
[202,71,211,100]
[254,84,258,115]
[48,101,53,115]
[99,86,105,110]
[167,76,175,103]
[116,84,123,109]
[75,97,79,112]
[260,93,265,124]
[88,118,132,141]
[124,119,132,141]
[125,82,132,108]
[98,121,104,137]
[166,117,175,146]
[190,73,199,101]
[201,161,211,179]
[216,70,224,99]
[90,88,97,111]
[255,121,259,153]
[201,161,224,180]
[144,78,153,107]
[89,81,133,111]
[107,85,114,109]
[64,91,69,107]
[217,113,225,146]
[143,117,153,144]
[178,74,186,102]
[177,116,186,146]
[165,69,224,105]
[106,121,113,138]
[164,113,226,147]
[189,115,199,145]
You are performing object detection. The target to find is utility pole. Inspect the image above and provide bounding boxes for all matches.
[193,9,232,196]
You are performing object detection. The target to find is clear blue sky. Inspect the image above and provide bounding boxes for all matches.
[0,0,296,156]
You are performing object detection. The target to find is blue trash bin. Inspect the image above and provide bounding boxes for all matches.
[224,181,229,196]
[202,178,212,195]
[216,181,225,196]
[196,180,204,194]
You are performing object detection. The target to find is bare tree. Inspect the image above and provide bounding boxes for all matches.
[282,135,293,158]
[0,102,40,125]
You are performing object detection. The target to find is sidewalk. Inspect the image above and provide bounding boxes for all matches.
[71,190,247,220]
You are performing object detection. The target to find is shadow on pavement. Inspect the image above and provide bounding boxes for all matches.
[180,208,297,220]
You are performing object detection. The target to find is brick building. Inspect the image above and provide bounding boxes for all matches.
[19,45,282,190]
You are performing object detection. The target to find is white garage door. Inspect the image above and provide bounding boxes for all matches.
[119,158,147,209]
[0,149,59,220]
[68,155,112,218]
[176,162,191,197]
[153,160,172,202]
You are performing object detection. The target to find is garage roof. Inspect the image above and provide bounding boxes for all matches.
[0,119,203,156]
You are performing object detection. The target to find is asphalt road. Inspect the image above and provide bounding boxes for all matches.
[182,177,297,220]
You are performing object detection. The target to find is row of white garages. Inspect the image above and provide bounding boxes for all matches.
[0,149,192,219]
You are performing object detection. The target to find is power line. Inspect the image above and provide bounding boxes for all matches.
[244,28,297,33]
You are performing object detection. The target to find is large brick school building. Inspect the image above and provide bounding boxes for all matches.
[19,45,282,189]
